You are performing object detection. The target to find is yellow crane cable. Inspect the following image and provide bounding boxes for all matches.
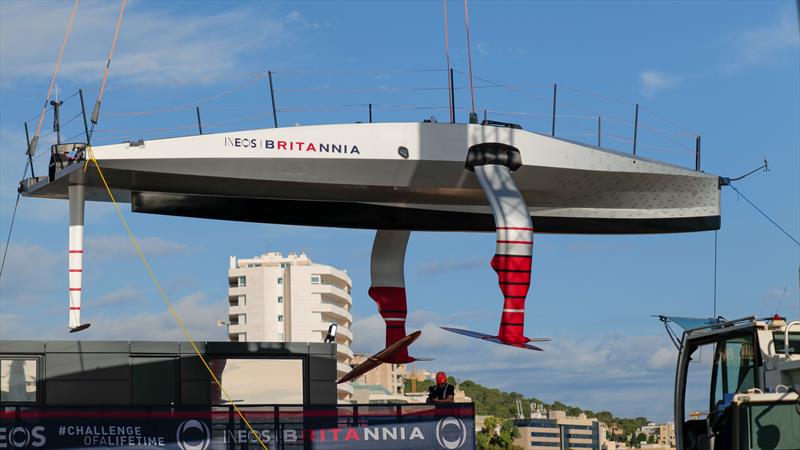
[29,0,79,156]
[84,149,269,450]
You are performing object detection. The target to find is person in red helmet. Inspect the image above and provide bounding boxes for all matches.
[427,371,455,403]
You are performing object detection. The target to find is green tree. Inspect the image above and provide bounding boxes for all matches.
[477,417,523,450]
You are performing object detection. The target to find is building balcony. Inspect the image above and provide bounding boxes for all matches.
[337,361,353,377]
[337,344,353,361]
[313,303,352,326]
[335,325,353,343]
[312,284,352,307]
[313,266,352,286]
[227,286,246,295]
[228,323,245,334]
[337,382,354,396]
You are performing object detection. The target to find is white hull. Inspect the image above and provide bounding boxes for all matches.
[21,122,720,233]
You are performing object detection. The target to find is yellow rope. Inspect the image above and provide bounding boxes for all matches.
[84,149,269,450]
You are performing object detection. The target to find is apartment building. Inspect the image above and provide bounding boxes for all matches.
[350,353,406,395]
[514,409,602,450]
[227,251,354,402]
[639,422,676,448]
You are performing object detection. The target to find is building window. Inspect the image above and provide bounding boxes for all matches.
[277,277,283,285]
[310,275,321,284]
[278,315,284,322]
[237,276,246,287]
[239,295,246,306]
[277,333,284,341]
[532,432,559,438]
[277,296,283,303]
[0,358,38,403]
[280,263,289,268]
[239,314,246,325]
[238,333,246,341]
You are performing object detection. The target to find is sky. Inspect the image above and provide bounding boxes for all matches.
[0,1,798,422]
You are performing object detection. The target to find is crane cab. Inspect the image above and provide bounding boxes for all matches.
[673,316,800,450]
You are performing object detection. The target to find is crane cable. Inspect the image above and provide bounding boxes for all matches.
[83,150,269,450]
[728,183,800,247]
[463,0,476,115]
[27,0,79,160]
[443,0,452,120]
[88,0,126,142]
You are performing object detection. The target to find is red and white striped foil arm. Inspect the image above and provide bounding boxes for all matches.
[473,164,533,345]
[368,230,414,363]
[68,184,85,330]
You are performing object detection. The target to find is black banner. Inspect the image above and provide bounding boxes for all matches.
[0,405,475,450]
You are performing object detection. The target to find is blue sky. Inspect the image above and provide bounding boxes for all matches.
[1,1,798,421]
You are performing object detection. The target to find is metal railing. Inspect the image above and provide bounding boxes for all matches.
[20,67,705,185]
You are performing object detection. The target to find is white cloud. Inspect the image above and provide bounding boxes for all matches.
[91,285,141,307]
[351,313,385,353]
[0,2,307,87]
[640,70,678,98]
[0,313,25,339]
[78,290,227,341]
[85,234,188,260]
[0,243,62,303]
[723,7,800,71]
[352,309,679,420]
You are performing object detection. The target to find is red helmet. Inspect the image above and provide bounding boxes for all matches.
[436,371,447,384]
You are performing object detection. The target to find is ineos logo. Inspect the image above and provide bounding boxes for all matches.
[0,426,46,448]
[435,417,466,449]
[175,420,210,450]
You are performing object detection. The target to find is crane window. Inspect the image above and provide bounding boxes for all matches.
[711,334,756,414]
[772,332,799,355]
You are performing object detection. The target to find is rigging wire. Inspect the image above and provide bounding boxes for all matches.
[24,105,51,125]
[443,0,453,119]
[462,0,476,115]
[0,193,20,281]
[106,73,266,117]
[772,286,788,318]
[89,0,127,141]
[728,183,800,247]
[0,161,32,280]
[29,0,79,160]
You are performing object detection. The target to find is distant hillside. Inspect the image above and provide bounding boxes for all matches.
[404,377,649,438]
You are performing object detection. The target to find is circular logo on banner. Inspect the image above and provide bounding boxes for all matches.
[436,416,467,449]
[8,427,31,448]
[176,419,210,450]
